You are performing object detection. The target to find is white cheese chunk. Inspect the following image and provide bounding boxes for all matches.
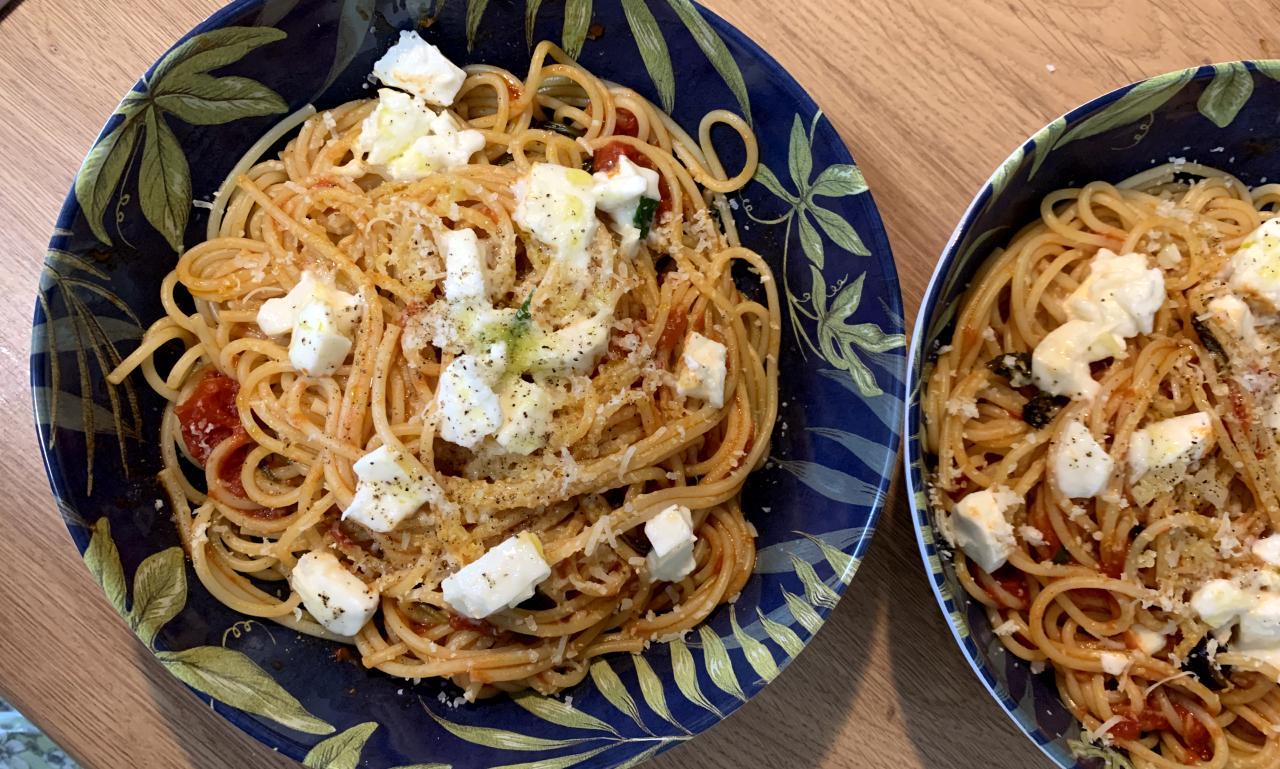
[496,379,556,455]
[441,228,487,303]
[441,533,551,619]
[948,486,1020,574]
[1238,593,1280,649]
[372,30,467,106]
[1065,249,1165,338]
[676,332,728,409]
[437,352,504,448]
[1128,412,1212,482]
[343,445,434,533]
[257,271,360,336]
[290,551,379,637]
[644,504,697,582]
[386,111,485,181]
[1253,534,1280,566]
[1099,651,1130,675]
[1229,218,1280,311]
[593,156,660,255]
[513,164,599,271]
[290,302,353,376]
[1130,625,1168,656]
[1031,319,1125,400]
[525,313,611,378]
[1050,420,1114,498]
[357,89,483,181]
[1191,578,1253,629]
[1207,294,1262,351]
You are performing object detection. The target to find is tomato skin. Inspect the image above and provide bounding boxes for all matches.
[175,371,242,464]
[1107,702,1213,761]
[614,108,639,137]
[592,141,672,216]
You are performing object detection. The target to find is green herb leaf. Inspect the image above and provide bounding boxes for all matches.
[84,517,127,617]
[1052,547,1071,565]
[697,625,746,701]
[1198,61,1254,128]
[809,204,869,256]
[139,109,192,253]
[152,74,288,125]
[665,0,751,121]
[465,0,492,51]
[75,118,142,246]
[730,606,779,682]
[303,722,377,769]
[129,547,186,647]
[151,27,288,87]
[1056,68,1196,149]
[562,0,593,59]
[524,0,545,48]
[511,691,619,735]
[621,0,675,113]
[514,290,534,326]
[1027,116,1066,180]
[156,646,334,735]
[633,196,659,238]
[424,707,590,751]
[809,164,867,198]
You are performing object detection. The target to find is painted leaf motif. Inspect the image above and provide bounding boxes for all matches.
[783,589,823,634]
[1056,68,1195,148]
[612,745,663,769]
[74,118,141,246]
[809,164,867,198]
[665,0,751,121]
[809,204,870,256]
[512,691,618,735]
[622,0,675,113]
[791,554,840,609]
[631,654,685,732]
[139,108,192,253]
[254,0,301,26]
[465,0,492,51]
[756,608,805,657]
[986,145,1024,206]
[773,459,880,506]
[589,659,648,732]
[808,426,892,474]
[697,625,746,701]
[152,74,288,124]
[797,210,824,269]
[303,722,377,769]
[799,531,858,584]
[730,607,779,682]
[32,315,140,354]
[129,547,186,647]
[1255,60,1280,81]
[1027,116,1066,180]
[323,0,376,92]
[487,747,613,769]
[524,0,545,48]
[84,518,127,616]
[34,388,135,436]
[787,114,812,192]
[425,707,590,751]
[561,0,592,59]
[156,646,334,734]
[752,163,797,206]
[151,27,287,86]
[390,765,452,769]
[667,638,722,716]
[755,527,867,574]
[1198,61,1253,128]
[827,273,864,322]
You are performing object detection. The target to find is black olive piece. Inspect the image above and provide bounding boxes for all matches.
[1181,635,1233,691]
[987,351,1034,387]
[1191,317,1228,364]
[1022,392,1069,429]
[535,120,584,139]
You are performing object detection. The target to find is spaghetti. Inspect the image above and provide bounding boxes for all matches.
[109,39,780,698]
[924,163,1280,767]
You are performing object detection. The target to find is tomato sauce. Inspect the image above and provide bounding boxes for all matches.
[1109,702,1213,762]
[175,371,244,464]
[986,564,1030,608]
[613,107,639,137]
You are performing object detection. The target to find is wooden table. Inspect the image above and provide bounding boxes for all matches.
[0,0,1266,766]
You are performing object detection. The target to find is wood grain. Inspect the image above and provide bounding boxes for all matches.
[0,1,1268,767]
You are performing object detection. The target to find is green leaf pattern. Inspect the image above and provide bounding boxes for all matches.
[303,722,379,769]
[1198,61,1253,128]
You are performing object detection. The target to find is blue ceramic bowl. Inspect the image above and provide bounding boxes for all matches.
[31,1,906,766]
[905,61,1280,769]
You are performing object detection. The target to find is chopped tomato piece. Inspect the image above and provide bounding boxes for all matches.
[613,107,639,137]
[593,141,672,216]
[175,371,242,464]
[986,565,1030,608]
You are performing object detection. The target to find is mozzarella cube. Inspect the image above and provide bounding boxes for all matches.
[593,156,660,255]
[1050,420,1113,498]
[1099,651,1130,675]
[1065,249,1165,338]
[358,89,438,167]
[1207,294,1261,350]
[1230,218,1280,311]
[513,164,599,271]
[645,504,697,582]
[1239,593,1280,649]
[385,123,485,181]
[290,551,379,637]
[290,302,353,376]
[1031,320,1125,400]
[1253,534,1280,566]
[441,533,551,619]
[441,228,487,303]
[436,353,504,448]
[676,332,728,409]
[525,314,611,378]
[343,445,434,533]
[1191,578,1252,628]
[1130,625,1168,656]
[496,379,556,455]
[257,271,360,336]
[1128,412,1212,482]
[372,31,467,106]
[948,487,1020,574]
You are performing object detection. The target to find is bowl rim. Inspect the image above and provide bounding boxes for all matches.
[902,61,1246,769]
[30,0,906,765]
